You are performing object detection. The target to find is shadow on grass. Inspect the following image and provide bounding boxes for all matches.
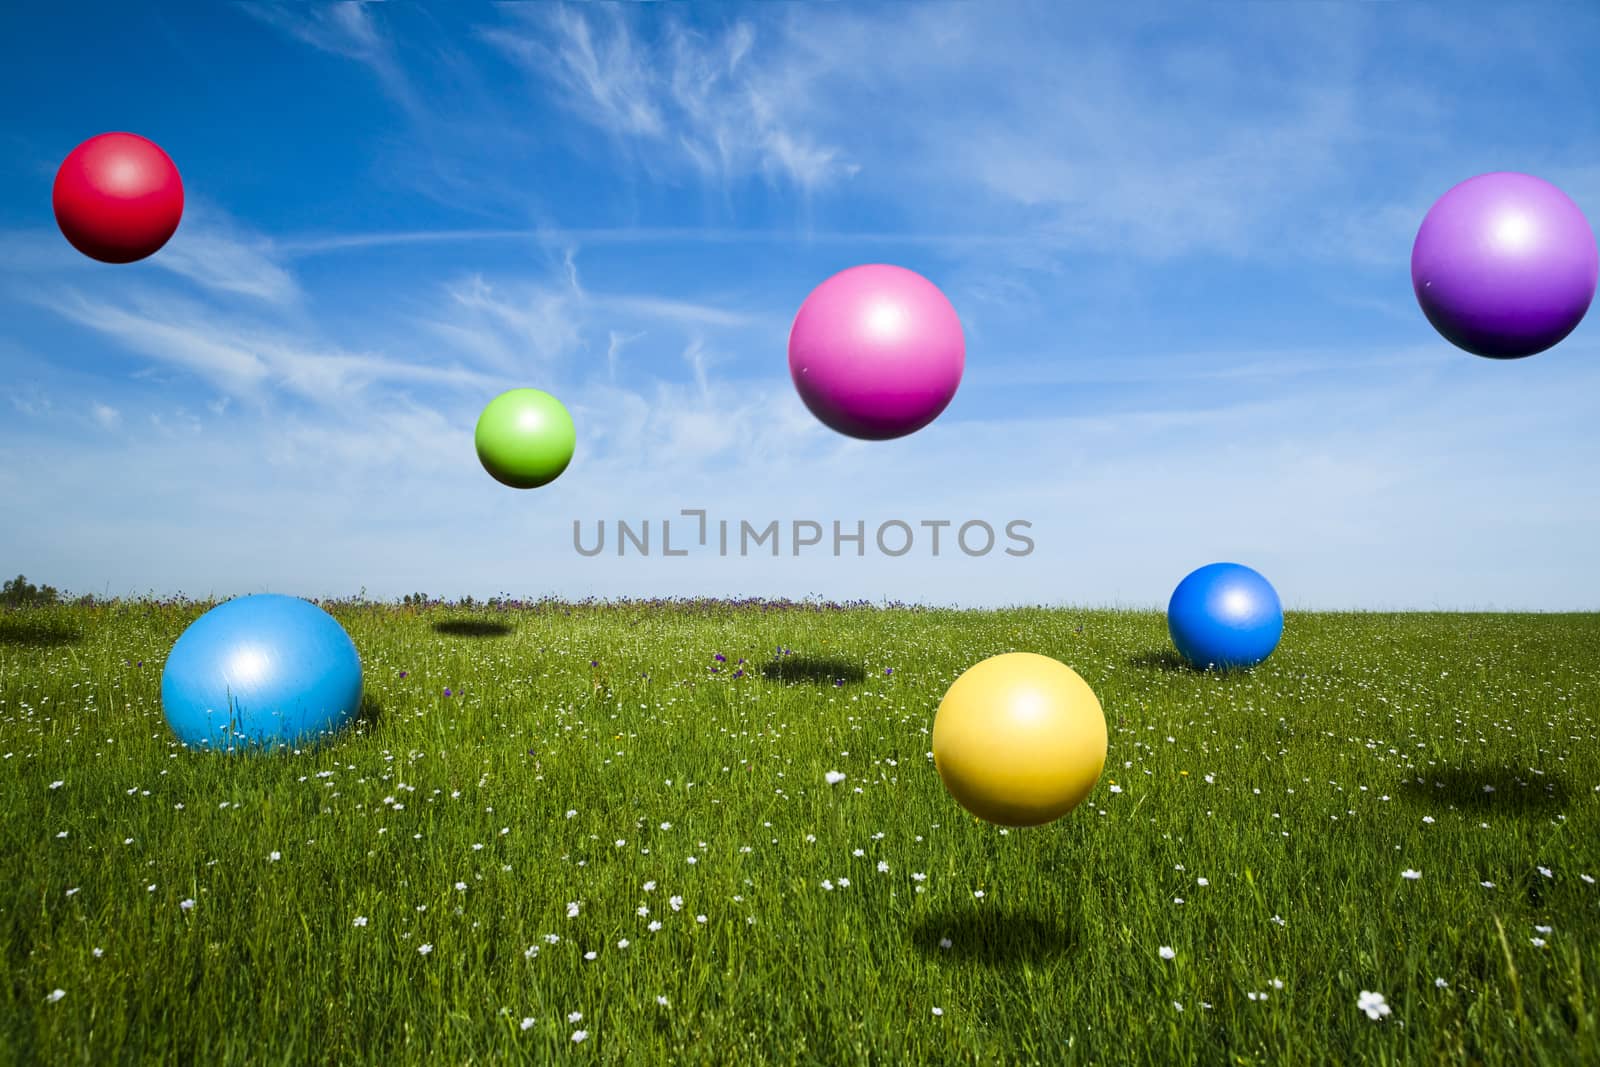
[760,656,867,686]
[909,906,1077,969]
[353,695,385,731]
[1127,649,1193,673]
[1395,766,1571,814]
[432,619,515,638]
[0,612,83,647]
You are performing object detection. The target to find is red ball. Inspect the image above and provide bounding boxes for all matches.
[53,132,184,264]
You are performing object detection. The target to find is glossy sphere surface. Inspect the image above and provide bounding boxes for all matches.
[53,132,184,264]
[932,652,1108,827]
[788,264,964,440]
[1167,562,1284,671]
[161,595,363,751]
[474,388,576,489]
[1412,172,1597,359]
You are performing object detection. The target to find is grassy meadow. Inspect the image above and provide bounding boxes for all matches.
[1,599,1597,1065]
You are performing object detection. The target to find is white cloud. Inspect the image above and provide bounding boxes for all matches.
[484,8,858,192]
[29,287,495,404]
[151,205,301,305]
[90,402,120,429]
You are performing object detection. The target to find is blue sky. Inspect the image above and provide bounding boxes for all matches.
[2,1,1598,609]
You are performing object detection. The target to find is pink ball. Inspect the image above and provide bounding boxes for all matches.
[788,264,965,440]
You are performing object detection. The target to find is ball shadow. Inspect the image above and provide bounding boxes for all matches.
[431,619,515,638]
[908,906,1078,969]
[760,655,868,686]
[0,613,84,647]
[353,694,385,731]
[1127,649,1193,673]
[1395,766,1571,814]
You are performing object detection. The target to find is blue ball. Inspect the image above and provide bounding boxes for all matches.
[161,594,363,751]
[1167,563,1283,671]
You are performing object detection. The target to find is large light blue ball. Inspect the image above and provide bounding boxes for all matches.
[1167,563,1283,671]
[161,594,363,751]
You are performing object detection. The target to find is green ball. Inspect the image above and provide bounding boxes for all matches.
[474,388,576,489]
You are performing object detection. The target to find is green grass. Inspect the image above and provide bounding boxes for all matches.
[2,600,1598,1065]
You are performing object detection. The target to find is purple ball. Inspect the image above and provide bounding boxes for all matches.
[1412,172,1598,359]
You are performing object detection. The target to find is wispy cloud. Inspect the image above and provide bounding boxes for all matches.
[238,1,423,117]
[28,287,495,404]
[484,7,858,192]
[151,204,301,305]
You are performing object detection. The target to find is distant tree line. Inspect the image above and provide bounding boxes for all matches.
[1,574,62,607]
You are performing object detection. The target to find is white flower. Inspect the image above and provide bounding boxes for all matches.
[1581,874,1596,885]
[617,939,630,950]
[659,822,672,830]
[877,861,890,873]
[1531,937,1547,948]
[656,995,669,1007]
[931,1006,944,1017]
[1538,866,1553,879]
[568,1012,583,1023]
[524,945,538,959]
[1159,946,1176,960]
[92,948,103,958]
[269,851,281,862]
[520,1017,535,1031]
[1434,977,1448,989]
[46,989,65,1004]
[583,951,597,961]
[669,895,683,911]
[1481,881,1496,889]
[544,934,560,944]
[1357,990,1391,1021]
[1196,877,1208,887]
[1271,978,1284,990]
[973,889,984,899]
[1401,869,1421,881]
[455,882,467,892]
[821,880,834,891]
[839,878,850,888]
[938,937,953,950]
[418,944,433,955]
[1108,784,1123,794]
[567,902,580,918]
[1535,925,1552,934]
[353,916,368,927]
[180,898,195,911]
[696,914,707,924]
[1422,816,1435,825]
[825,771,846,785]
[647,921,661,932]
[853,848,865,857]
[571,1030,588,1043]
[1173,1001,1184,1012]
[565,809,576,818]
[49,780,64,790]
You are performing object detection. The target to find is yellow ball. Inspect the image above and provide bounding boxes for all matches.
[932,652,1108,827]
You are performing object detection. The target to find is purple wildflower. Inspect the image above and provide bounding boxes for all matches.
[443,688,453,698]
